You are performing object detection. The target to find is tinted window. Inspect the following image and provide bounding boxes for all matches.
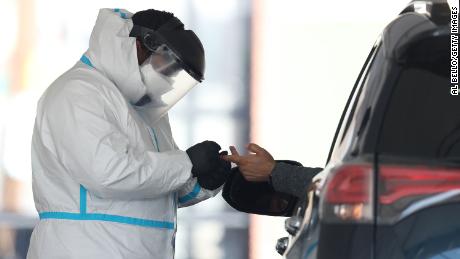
[378,34,460,159]
[327,44,380,163]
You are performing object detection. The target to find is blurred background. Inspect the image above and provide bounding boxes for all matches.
[0,0,404,258]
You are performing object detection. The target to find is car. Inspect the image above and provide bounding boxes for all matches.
[223,0,459,258]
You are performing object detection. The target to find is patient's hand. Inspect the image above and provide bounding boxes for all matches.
[222,143,275,182]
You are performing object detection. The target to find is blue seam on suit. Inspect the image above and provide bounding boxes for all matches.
[80,55,94,68]
[178,182,201,204]
[39,211,174,229]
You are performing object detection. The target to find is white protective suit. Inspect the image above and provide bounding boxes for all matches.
[27,8,219,259]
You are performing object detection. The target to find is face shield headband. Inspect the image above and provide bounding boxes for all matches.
[129,18,203,82]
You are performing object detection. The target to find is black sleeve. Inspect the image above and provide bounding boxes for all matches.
[270,162,323,198]
[222,166,299,216]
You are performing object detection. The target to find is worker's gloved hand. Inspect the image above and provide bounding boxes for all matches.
[196,151,231,190]
[186,141,221,175]
[186,141,231,190]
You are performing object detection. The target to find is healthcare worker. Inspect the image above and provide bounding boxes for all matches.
[27,8,230,259]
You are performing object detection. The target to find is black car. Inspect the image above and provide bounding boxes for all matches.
[223,1,460,258]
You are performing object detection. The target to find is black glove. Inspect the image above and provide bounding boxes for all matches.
[186,141,231,190]
[196,151,231,190]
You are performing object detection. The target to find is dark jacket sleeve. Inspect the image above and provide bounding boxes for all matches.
[270,162,323,198]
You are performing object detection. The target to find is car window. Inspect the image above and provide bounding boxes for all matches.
[326,42,380,164]
[378,34,459,159]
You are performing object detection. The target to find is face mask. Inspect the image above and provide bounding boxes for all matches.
[138,61,173,107]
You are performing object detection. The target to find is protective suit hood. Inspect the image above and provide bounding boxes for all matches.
[85,9,146,104]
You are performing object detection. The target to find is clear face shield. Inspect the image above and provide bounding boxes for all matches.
[134,44,200,124]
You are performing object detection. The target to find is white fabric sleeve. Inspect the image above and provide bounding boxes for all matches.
[177,177,222,208]
[45,81,192,200]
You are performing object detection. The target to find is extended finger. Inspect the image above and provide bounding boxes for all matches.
[221,154,242,164]
[229,146,240,156]
[247,143,265,154]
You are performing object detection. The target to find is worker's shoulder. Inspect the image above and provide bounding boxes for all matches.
[45,64,124,107]
[54,64,118,95]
